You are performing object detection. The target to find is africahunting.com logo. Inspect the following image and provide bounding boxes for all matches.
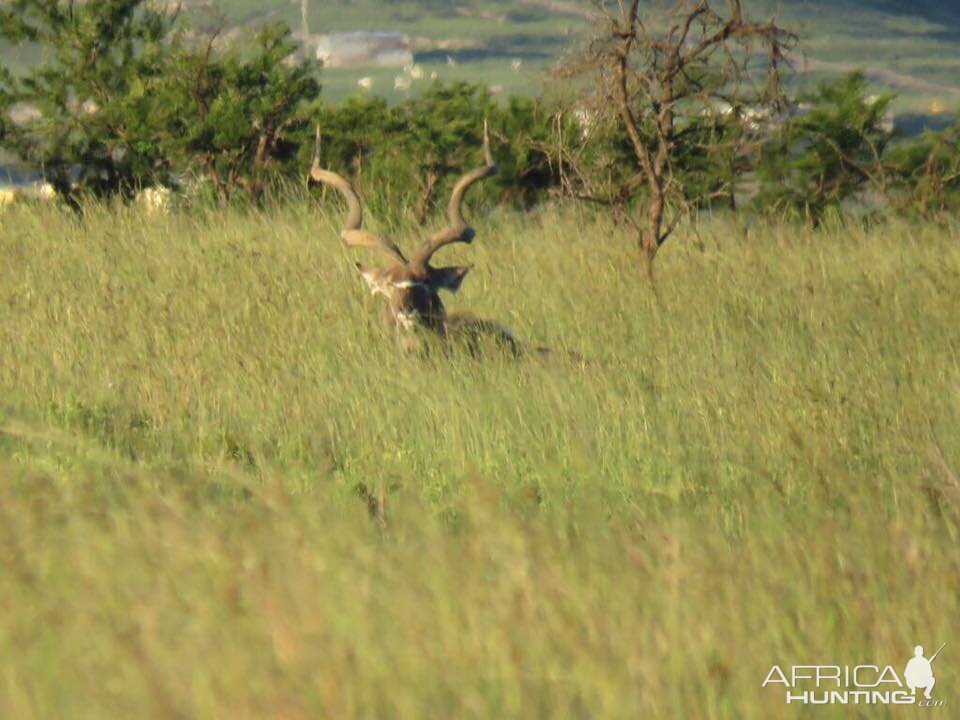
[762,643,947,707]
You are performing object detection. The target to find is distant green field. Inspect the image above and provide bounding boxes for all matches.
[214,0,960,111]
[211,0,582,103]
[3,0,959,114]
[0,199,958,717]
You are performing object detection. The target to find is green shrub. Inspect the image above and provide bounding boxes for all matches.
[885,112,960,219]
[158,23,321,207]
[0,0,178,205]
[312,82,574,228]
[755,72,893,225]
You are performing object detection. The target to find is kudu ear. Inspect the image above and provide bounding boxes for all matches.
[431,266,471,293]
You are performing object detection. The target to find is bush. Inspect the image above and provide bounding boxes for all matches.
[0,1,320,208]
[158,23,321,207]
[755,72,893,225]
[0,0,178,205]
[312,82,574,228]
[885,113,960,219]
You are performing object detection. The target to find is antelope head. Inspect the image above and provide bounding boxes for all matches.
[310,122,498,344]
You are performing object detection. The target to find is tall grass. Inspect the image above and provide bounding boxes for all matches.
[0,200,958,718]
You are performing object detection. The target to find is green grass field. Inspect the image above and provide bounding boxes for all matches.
[1,199,958,717]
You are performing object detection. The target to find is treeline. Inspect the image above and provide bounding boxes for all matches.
[1,0,958,229]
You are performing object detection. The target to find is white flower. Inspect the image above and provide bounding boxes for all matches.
[511,59,522,72]
[394,75,412,91]
[357,76,374,90]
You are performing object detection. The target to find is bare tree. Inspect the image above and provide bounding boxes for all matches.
[561,0,795,263]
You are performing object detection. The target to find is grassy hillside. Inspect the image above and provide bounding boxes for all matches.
[1,200,958,717]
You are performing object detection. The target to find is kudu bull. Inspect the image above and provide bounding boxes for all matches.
[309,122,524,356]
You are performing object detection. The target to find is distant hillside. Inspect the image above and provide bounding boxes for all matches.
[2,0,959,116]
[201,0,960,112]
